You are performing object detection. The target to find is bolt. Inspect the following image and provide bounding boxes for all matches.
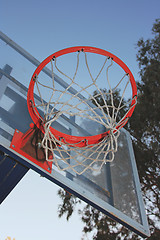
[37,142,41,148]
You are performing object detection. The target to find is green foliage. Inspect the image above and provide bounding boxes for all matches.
[57,189,81,221]
[79,205,141,240]
[137,18,160,72]
[128,19,160,239]
[92,88,128,123]
[57,19,160,239]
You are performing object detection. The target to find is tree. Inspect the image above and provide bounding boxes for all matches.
[128,18,160,239]
[57,19,160,239]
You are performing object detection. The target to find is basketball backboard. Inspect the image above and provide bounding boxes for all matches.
[0,31,150,237]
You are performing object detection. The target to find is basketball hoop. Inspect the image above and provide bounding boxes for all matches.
[27,46,137,174]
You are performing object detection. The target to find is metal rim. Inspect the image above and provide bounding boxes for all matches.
[27,46,137,146]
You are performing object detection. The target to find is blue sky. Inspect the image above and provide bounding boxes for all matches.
[0,1,159,240]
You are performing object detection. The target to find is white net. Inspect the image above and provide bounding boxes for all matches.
[32,50,137,175]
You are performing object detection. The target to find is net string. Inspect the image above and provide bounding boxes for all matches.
[32,51,137,174]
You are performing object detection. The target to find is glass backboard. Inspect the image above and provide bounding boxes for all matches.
[0,31,150,237]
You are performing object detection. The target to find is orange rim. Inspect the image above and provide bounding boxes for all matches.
[27,46,137,146]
